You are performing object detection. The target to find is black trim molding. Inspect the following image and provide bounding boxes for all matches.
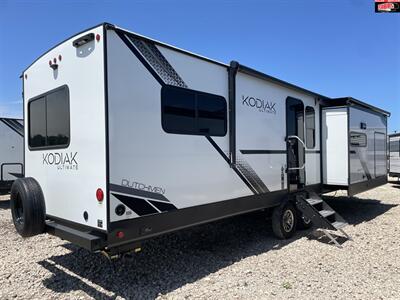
[107,190,287,247]
[348,176,387,196]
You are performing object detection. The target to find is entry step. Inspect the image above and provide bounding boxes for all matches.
[319,209,335,218]
[296,192,351,248]
[306,198,323,206]
[331,221,348,230]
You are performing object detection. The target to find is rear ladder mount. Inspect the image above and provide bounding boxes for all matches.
[296,191,352,248]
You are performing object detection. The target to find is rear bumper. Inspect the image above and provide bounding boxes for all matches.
[45,220,107,252]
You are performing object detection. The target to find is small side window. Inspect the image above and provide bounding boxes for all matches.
[350,132,367,147]
[389,140,400,154]
[305,106,315,149]
[28,86,70,149]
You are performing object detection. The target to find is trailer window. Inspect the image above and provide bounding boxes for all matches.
[350,132,367,147]
[305,106,315,148]
[389,140,400,153]
[29,97,46,148]
[161,85,227,136]
[28,86,70,149]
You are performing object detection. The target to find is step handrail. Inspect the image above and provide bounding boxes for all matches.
[286,135,306,170]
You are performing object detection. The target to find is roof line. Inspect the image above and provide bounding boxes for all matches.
[236,63,329,100]
[112,26,228,68]
[389,132,400,137]
[22,23,390,118]
[22,22,114,75]
[0,117,23,121]
[333,97,390,116]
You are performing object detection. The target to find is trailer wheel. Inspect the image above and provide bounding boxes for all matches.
[10,177,46,237]
[271,201,297,239]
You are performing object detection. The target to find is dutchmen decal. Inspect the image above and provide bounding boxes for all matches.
[42,152,78,170]
[242,95,277,114]
[121,179,166,195]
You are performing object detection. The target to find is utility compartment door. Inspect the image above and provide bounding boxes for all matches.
[322,108,348,185]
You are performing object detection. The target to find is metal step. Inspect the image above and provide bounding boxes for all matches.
[306,198,323,206]
[319,209,335,218]
[331,221,348,230]
[296,192,351,247]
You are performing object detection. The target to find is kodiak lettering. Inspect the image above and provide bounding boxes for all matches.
[43,152,78,165]
[242,95,277,114]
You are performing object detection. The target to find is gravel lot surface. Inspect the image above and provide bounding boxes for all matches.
[1,178,400,299]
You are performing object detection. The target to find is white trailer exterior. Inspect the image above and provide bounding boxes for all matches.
[0,118,24,192]
[322,102,388,194]
[15,23,390,254]
[389,133,400,178]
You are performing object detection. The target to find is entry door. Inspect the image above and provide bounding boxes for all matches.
[286,97,305,192]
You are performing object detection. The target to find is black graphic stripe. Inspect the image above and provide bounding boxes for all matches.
[353,149,372,180]
[148,200,177,212]
[127,35,187,88]
[116,31,165,86]
[8,172,24,179]
[110,183,169,202]
[205,136,230,164]
[0,119,23,137]
[236,154,270,193]
[205,136,258,194]
[112,193,159,216]
[241,150,286,154]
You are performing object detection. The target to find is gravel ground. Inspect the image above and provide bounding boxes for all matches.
[1,178,400,299]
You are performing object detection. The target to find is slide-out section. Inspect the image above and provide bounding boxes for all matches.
[322,104,388,195]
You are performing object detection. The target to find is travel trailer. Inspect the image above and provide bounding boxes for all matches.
[12,23,390,255]
[389,133,400,179]
[0,118,24,193]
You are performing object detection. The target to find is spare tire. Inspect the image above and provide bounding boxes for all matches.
[10,177,46,237]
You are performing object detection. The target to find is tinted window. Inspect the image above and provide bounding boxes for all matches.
[197,93,226,136]
[350,132,367,147]
[28,86,70,149]
[46,88,70,146]
[29,97,46,148]
[390,140,400,153]
[305,106,315,148]
[162,87,196,134]
[162,85,227,136]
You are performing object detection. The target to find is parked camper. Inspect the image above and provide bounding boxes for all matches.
[389,133,400,179]
[12,23,390,255]
[0,118,24,193]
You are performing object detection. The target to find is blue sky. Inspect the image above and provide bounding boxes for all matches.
[0,0,399,132]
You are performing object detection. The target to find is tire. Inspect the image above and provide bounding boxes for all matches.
[10,177,46,237]
[272,201,297,239]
